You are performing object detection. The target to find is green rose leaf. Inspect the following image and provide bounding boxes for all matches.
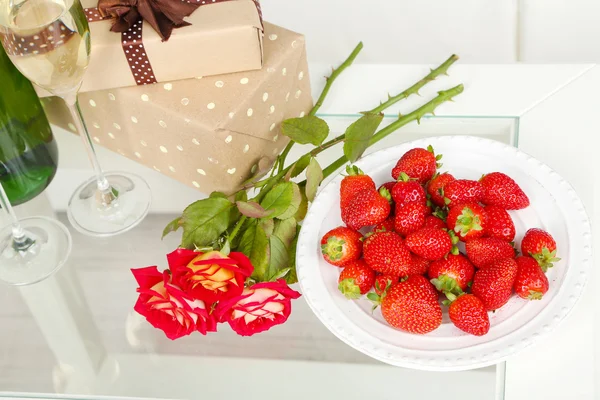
[260,182,293,218]
[294,189,309,222]
[229,190,248,227]
[277,183,302,220]
[281,116,330,146]
[343,112,384,162]
[267,235,289,280]
[180,197,233,248]
[209,191,228,199]
[260,218,275,238]
[236,201,273,219]
[273,217,297,249]
[285,228,300,284]
[305,157,323,202]
[162,216,182,239]
[239,222,270,281]
[242,157,275,189]
[285,153,311,181]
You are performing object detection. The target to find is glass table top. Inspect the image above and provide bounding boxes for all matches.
[0,115,518,399]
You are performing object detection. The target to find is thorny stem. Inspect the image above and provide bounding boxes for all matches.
[276,42,364,174]
[319,84,465,180]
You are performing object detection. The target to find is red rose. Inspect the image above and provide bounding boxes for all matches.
[215,279,301,336]
[132,266,216,340]
[169,249,254,303]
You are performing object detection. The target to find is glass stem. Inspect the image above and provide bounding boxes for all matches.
[62,92,110,192]
[0,183,32,249]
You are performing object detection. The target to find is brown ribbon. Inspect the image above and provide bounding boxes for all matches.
[87,0,263,86]
[1,0,263,87]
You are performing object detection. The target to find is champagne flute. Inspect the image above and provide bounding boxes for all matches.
[0,44,71,286]
[0,0,152,237]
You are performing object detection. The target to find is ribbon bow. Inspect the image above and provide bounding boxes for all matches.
[97,0,201,41]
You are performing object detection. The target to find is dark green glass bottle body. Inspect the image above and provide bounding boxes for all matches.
[0,45,58,206]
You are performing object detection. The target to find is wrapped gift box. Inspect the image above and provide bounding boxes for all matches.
[42,22,312,194]
[77,0,263,93]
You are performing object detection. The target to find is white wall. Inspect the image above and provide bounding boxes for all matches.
[260,0,600,64]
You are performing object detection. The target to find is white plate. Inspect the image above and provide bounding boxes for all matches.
[296,136,592,371]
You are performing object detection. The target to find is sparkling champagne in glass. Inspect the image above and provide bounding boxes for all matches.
[0,0,152,237]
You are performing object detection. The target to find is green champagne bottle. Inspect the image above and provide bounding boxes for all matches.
[0,45,58,206]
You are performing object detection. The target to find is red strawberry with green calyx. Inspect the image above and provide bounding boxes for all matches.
[443,179,484,207]
[484,205,516,242]
[427,172,455,207]
[471,257,518,311]
[447,203,487,241]
[363,231,412,276]
[391,172,427,207]
[428,253,475,293]
[520,228,560,272]
[465,237,516,268]
[405,228,459,261]
[338,260,375,299]
[373,217,395,233]
[423,214,447,230]
[447,294,490,336]
[320,226,363,267]
[366,274,398,311]
[391,146,441,184]
[340,165,376,209]
[513,256,549,300]
[342,187,391,230]
[394,202,429,236]
[381,275,442,334]
[480,172,529,210]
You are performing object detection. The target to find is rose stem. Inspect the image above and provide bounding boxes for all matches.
[276,42,364,174]
[270,53,459,183]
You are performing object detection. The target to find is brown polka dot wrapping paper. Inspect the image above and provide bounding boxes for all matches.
[35,0,263,94]
[41,23,312,195]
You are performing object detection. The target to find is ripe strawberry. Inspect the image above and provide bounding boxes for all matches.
[448,294,490,336]
[391,173,427,207]
[428,254,475,293]
[391,146,441,184]
[471,257,518,310]
[521,228,560,272]
[366,274,399,311]
[373,217,395,233]
[427,172,455,207]
[378,181,397,197]
[480,172,529,210]
[447,203,487,241]
[394,202,428,236]
[405,228,458,261]
[381,275,442,334]
[338,260,375,299]
[513,256,549,300]
[342,187,391,230]
[423,215,447,230]
[340,165,375,209]
[407,255,430,275]
[320,226,363,267]
[363,231,412,276]
[374,274,398,296]
[484,205,516,242]
[465,237,515,268]
[443,179,484,207]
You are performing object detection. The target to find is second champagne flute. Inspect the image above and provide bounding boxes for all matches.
[0,0,151,237]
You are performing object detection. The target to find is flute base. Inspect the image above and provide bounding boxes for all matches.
[0,216,72,286]
[67,171,151,237]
